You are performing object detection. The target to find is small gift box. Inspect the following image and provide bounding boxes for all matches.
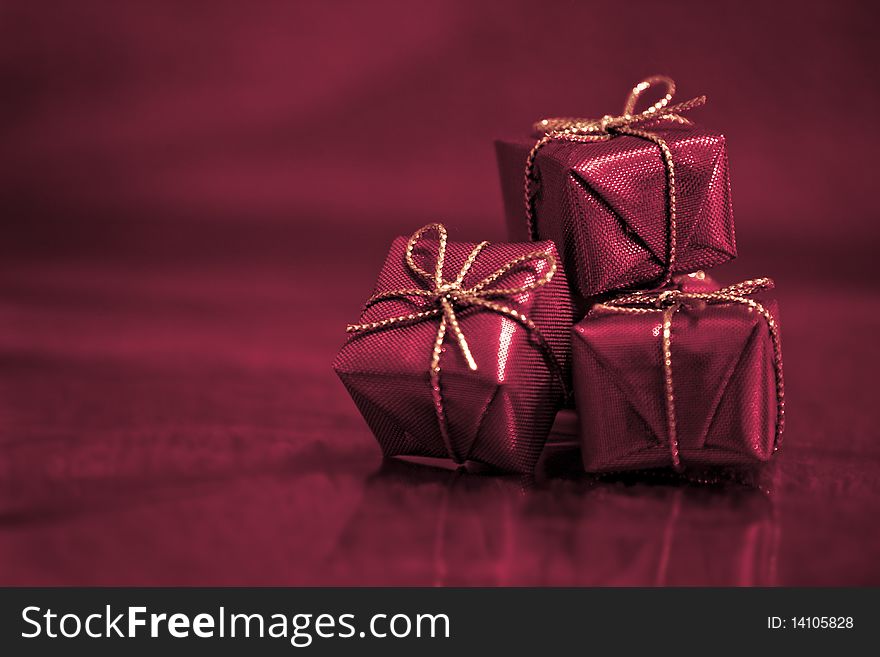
[495,76,736,299]
[334,223,573,474]
[572,276,784,472]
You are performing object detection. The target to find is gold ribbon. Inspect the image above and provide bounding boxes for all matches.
[590,276,785,471]
[524,75,706,288]
[347,223,564,464]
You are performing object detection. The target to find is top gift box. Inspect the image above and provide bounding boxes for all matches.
[496,76,736,299]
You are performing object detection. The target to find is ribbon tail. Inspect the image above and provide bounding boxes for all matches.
[430,315,463,464]
[661,305,682,471]
[440,297,477,371]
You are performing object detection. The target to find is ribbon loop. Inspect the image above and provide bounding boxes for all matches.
[354,223,556,370]
[531,75,704,137]
[469,250,558,297]
[404,222,447,287]
[591,275,785,471]
[346,223,567,464]
[623,74,676,117]
[716,277,775,298]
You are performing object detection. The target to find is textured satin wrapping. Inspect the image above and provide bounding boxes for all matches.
[495,120,736,298]
[334,236,574,474]
[572,284,780,472]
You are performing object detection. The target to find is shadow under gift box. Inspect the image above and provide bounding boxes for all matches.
[573,294,781,472]
[334,234,573,474]
[495,120,736,299]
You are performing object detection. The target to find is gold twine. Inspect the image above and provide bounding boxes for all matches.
[524,75,707,288]
[347,223,564,464]
[590,276,785,471]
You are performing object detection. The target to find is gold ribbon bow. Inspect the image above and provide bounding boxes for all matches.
[347,223,563,463]
[524,75,706,288]
[591,276,785,471]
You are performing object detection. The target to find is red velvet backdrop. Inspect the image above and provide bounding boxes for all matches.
[2,1,879,585]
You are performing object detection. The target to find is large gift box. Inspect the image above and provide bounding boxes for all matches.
[495,76,736,298]
[334,223,573,474]
[572,276,784,472]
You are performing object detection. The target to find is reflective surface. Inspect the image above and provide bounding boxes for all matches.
[2,225,879,586]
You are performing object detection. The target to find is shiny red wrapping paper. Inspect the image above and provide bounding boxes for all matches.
[334,234,573,474]
[495,120,736,298]
[572,282,780,472]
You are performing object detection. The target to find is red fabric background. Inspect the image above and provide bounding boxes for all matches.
[2,0,879,585]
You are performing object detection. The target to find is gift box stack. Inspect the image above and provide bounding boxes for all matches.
[334,76,785,476]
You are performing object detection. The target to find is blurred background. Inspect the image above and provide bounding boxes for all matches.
[2,1,879,585]
[3,0,878,263]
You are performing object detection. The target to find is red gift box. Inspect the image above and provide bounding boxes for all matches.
[572,276,784,472]
[495,76,736,299]
[334,224,573,474]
